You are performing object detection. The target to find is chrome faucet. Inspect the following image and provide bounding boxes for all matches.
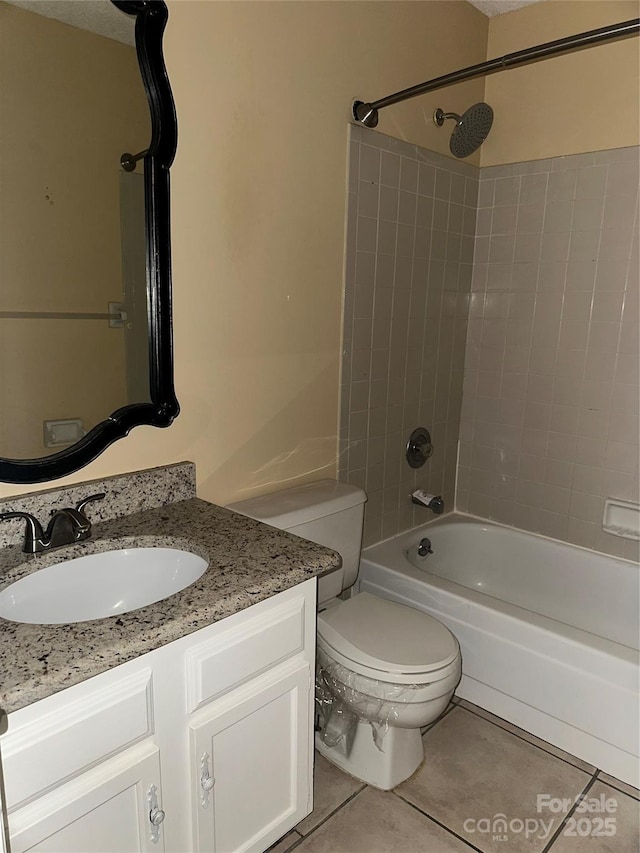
[0,493,105,554]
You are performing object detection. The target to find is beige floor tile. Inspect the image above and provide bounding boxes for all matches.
[457,699,596,774]
[296,786,474,853]
[549,782,640,852]
[296,752,365,836]
[396,707,592,853]
[422,700,458,734]
[266,830,302,853]
[597,771,639,801]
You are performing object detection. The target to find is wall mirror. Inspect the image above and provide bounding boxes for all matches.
[0,0,178,484]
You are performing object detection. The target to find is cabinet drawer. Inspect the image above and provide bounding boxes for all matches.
[185,593,307,712]
[2,669,153,811]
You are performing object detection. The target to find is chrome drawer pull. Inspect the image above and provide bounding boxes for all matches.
[200,752,215,808]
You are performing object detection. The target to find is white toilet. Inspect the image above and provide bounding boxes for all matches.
[227,479,461,789]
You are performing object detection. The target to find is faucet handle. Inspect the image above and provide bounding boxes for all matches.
[0,511,46,554]
[75,493,106,516]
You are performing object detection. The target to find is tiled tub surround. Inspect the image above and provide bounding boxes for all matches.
[458,146,640,561]
[340,126,478,545]
[0,493,340,714]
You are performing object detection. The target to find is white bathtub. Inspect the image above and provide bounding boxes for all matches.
[359,514,640,786]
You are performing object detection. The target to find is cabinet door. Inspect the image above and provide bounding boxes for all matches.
[190,662,312,853]
[9,744,165,853]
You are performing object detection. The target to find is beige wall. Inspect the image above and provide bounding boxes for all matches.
[165,0,487,506]
[481,0,640,166]
[3,0,638,505]
[0,0,488,500]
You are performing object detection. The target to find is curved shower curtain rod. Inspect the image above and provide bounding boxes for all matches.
[353,18,640,127]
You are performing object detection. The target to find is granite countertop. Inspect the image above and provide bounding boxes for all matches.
[0,498,341,714]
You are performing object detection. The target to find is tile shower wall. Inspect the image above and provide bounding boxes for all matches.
[340,126,478,546]
[458,147,639,561]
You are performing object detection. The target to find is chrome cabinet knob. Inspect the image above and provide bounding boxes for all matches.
[147,784,164,843]
[149,807,165,827]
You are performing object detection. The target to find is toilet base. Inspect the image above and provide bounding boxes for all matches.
[315,721,424,790]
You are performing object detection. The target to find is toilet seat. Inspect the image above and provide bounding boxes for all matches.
[317,592,460,685]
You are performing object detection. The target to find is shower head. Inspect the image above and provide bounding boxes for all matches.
[433,102,494,158]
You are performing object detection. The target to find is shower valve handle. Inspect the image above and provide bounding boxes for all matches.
[406,427,433,468]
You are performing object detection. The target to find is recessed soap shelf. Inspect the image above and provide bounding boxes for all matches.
[602,498,640,541]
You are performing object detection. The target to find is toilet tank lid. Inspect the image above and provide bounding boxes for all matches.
[226,479,367,530]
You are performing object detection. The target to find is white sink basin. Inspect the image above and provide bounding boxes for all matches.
[0,548,208,625]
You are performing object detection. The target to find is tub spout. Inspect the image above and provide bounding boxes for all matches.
[411,490,444,514]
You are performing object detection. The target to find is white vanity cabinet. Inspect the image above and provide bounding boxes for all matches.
[2,667,162,853]
[1,580,316,853]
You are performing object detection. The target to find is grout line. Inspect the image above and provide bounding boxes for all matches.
[456,703,595,775]
[606,186,639,458]
[279,830,303,853]
[421,698,458,735]
[265,829,302,853]
[594,770,640,802]
[288,784,367,849]
[541,773,598,853]
[394,792,486,853]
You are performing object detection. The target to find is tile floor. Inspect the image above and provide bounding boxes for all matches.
[269,698,639,853]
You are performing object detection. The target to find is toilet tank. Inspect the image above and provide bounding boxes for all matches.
[226,480,367,604]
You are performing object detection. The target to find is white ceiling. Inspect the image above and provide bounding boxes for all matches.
[3,0,135,45]
[4,0,547,40]
[467,0,544,16]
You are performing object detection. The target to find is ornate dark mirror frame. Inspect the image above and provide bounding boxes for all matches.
[0,0,178,484]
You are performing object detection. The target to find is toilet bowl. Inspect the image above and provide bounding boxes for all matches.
[226,480,462,789]
[315,592,461,788]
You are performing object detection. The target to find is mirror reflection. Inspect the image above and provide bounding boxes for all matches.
[0,0,151,459]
